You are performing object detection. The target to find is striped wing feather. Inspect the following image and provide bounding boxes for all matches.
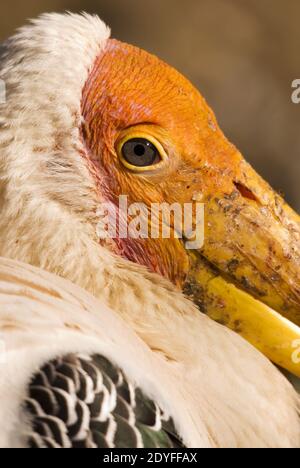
[25,354,184,449]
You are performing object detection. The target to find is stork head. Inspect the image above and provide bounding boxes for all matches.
[0,13,299,375]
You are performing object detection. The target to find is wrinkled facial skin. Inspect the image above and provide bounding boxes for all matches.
[82,38,233,285]
[81,39,300,324]
[81,39,244,284]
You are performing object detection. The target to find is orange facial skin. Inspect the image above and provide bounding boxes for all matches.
[81,39,300,321]
[82,39,241,194]
[81,39,239,284]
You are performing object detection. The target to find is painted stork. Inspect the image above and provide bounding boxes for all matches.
[0,13,299,448]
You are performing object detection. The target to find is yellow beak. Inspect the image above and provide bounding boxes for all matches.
[184,159,300,377]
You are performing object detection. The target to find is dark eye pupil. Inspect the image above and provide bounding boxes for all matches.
[134,144,146,157]
[122,138,160,167]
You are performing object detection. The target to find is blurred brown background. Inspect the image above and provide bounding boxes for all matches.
[1,0,299,210]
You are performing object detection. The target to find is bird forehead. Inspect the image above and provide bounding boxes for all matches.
[82,38,205,132]
[81,38,238,190]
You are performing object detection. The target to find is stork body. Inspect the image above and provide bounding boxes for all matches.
[0,257,299,448]
[0,13,299,448]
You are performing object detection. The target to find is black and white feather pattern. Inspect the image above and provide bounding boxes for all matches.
[24,354,184,448]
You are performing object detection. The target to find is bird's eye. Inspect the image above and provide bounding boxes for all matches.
[122,138,161,167]
[117,134,168,172]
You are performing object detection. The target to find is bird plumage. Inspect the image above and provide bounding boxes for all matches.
[0,256,220,448]
[0,13,299,448]
[26,353,183,449]
[0,257,299,448]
